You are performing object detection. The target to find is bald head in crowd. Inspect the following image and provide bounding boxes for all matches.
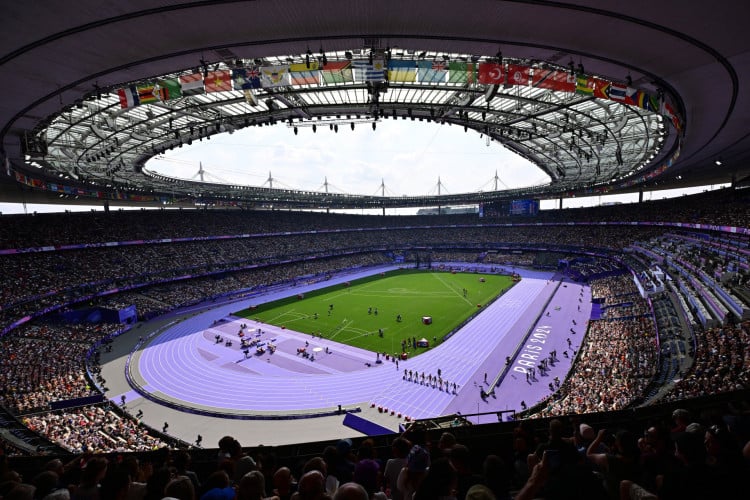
[333,482,369,500]
[294,470,326,500]
[274,466,294,496]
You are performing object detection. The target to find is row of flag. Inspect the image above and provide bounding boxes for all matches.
[116,60,681,130]
[13,171,166,203]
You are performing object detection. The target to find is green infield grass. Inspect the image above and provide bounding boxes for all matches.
[235,269,515,356]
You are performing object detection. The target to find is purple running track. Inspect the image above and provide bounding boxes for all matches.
[131,266,589,419]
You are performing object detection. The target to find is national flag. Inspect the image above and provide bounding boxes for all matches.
[506,64,530,87]
[290,70,320,85]
[232,68,261,90]
[531,69,575,92]
[136,83,158,104]
[289,61,320,85]
[117,86,139,109]
[154,79,182,101]
[478,62,505,85]
[636,91,659,111]
[289,61,319,72]
[179,73,204,96]
[417,60,447,83]
[244,89,258,106]
[575,75,594,96]
[352,59,386,81]
[661,101,682,130]
[592,78,610,100]
[260,65,290,87]
[321,61,353,84]
[606,82,636,105]
[204,70,232,93]
[387,60,416,82]
[448,61,477,83]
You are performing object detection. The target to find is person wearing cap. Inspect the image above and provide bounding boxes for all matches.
[397,445,429,500]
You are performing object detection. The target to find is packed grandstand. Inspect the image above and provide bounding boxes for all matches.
[0,188,748,499]
[3,1,750,497]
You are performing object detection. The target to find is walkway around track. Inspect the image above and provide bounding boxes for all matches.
[101,264,595,445]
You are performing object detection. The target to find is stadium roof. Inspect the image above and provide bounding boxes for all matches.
[1,1,749,209]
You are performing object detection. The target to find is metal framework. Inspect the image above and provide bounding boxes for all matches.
[30,50,667,208]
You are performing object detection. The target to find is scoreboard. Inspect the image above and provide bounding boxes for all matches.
[510,199,539,215]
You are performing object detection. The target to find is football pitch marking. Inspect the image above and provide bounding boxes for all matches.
[266,309,315,325]
[431,272,475,306]
[327,319,354,340]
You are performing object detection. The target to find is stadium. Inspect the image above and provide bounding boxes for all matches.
[1,2,749,499]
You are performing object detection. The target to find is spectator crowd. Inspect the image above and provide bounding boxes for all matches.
[0,190,750,498]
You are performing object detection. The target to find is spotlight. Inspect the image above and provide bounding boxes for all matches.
[715,159,723,166]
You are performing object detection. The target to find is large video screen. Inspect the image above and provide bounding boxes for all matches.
[510,199,539,215]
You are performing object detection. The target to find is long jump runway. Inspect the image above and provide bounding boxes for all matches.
[126,267,587,424]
